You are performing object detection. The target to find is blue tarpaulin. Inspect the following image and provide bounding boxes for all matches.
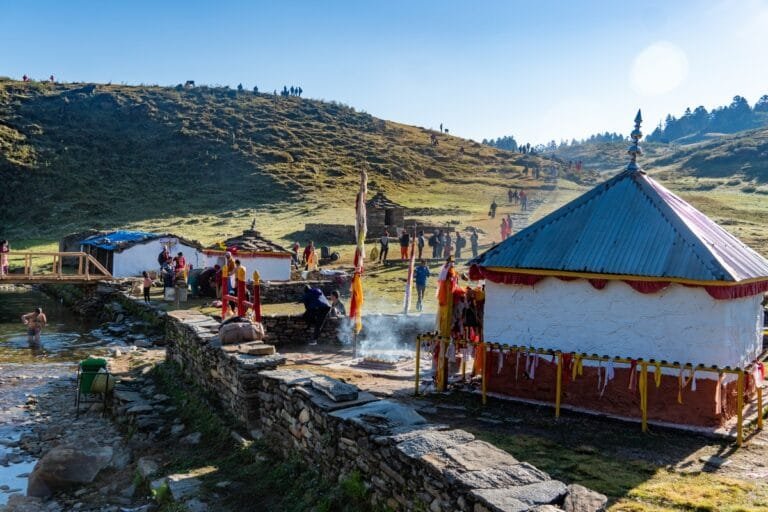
[80,231,157,251]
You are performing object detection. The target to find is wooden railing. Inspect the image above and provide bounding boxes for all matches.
[0,252,112,283]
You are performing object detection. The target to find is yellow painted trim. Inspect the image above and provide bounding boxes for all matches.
[483,266,768,287]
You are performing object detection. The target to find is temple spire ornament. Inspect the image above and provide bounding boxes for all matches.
[626,109,643,174]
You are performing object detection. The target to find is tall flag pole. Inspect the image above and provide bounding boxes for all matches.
[403,224,417,315]
[349,169,367,354]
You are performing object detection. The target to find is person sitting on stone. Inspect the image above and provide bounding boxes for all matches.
[328,290,346,318]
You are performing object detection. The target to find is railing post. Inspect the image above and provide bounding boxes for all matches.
[737,369,744,446]
[481,342,488,405]
[640,362,648,433]
[221,265,229,318]
[758,386,764,431]
[555,352,563,418]
[414,336,422,396]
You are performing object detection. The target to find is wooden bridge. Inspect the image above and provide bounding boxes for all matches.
[0,252,112,284]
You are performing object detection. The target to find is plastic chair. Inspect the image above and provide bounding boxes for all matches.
[75,357,114,417]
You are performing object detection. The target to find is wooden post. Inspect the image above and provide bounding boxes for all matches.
[641,362,648,433]
[437,337,447,392]
[737,370,744,446]
[758,386,764,431]
[221,265,229,318]
[460,341,467,381]
[414,336,422,396]
[555,352,563,418]
[481,342,487,405]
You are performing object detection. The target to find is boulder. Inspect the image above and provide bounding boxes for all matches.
[27,443,114,497]
[167,473,202,501]
[218,321,265,344]
[3,495,45,512]
[563,484,607,512]
[137,457,160,479]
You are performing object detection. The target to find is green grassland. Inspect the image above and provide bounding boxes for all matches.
[0,78,579,246]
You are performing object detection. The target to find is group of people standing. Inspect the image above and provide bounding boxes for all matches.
[507,188,528,210]
[500,213,514,241]
[375,229,478,263]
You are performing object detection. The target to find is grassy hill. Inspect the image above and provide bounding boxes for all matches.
[0,79,584,246]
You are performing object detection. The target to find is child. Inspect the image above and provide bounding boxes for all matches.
[142,271,152,303]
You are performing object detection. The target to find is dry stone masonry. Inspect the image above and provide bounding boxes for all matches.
[163,307,608,511]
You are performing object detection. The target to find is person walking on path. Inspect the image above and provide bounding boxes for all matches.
[414,260,431,312]
[455,232,466,259]
[443,232,453,259]
[506,214,514,237]
[431,230,443,259]
[520,190,528,211]
[470,229,479,259]
[500,217,508,241]
[489,199,498,219]
[399,230,410,260]
[22,307,47,346]
[303,241,316,270]
[417,231,425,260]
[142,271,152,303]
[379,231,390,263]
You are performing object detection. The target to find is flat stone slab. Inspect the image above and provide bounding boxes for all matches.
[445,463,549,490]
[222,342,276,356]
[471,481,568,510]
[331,400,427,434]
[443,440,520,472]
[258,369,316,385]
[310,375,359,402]
[309,390,379,412]
[113,390,143,403]
[233,353,286,368]
[166,473,202,501]
[395,429,474,460]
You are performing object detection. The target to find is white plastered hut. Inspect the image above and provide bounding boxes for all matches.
[80,231,203,277]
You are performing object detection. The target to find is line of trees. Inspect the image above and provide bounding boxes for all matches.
[646,95,768,142]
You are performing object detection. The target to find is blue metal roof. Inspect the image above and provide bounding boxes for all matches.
[80,231,158,251]
[475,170,768,283]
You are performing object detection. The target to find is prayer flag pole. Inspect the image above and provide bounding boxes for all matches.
[403,224,417,315]
[349,169,368,357]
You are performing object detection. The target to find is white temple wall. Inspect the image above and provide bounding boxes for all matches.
[483,279,763,372]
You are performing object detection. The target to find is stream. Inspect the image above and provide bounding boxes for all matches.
[0,285,110,505]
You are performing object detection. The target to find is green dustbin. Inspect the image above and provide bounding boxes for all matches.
[79,357,108,394]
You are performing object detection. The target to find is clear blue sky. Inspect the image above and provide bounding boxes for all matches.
[2,0,767,144]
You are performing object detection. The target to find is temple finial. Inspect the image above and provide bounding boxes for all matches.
[626,109,643,173]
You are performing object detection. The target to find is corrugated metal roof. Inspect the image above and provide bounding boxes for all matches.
[80,231,157,251]
[80,231,203,252]
[475,170,768,283]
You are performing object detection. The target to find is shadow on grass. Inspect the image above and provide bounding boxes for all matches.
[421,392,768,511]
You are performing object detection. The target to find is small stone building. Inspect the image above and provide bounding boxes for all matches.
[366,192,405,235]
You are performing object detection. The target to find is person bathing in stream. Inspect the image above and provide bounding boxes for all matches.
[22,307,47,346]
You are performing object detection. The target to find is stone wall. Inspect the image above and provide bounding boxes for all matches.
[162,308,606,511]
[257,279,346,304]
[262,314,344,345]
[303,223,356,243]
